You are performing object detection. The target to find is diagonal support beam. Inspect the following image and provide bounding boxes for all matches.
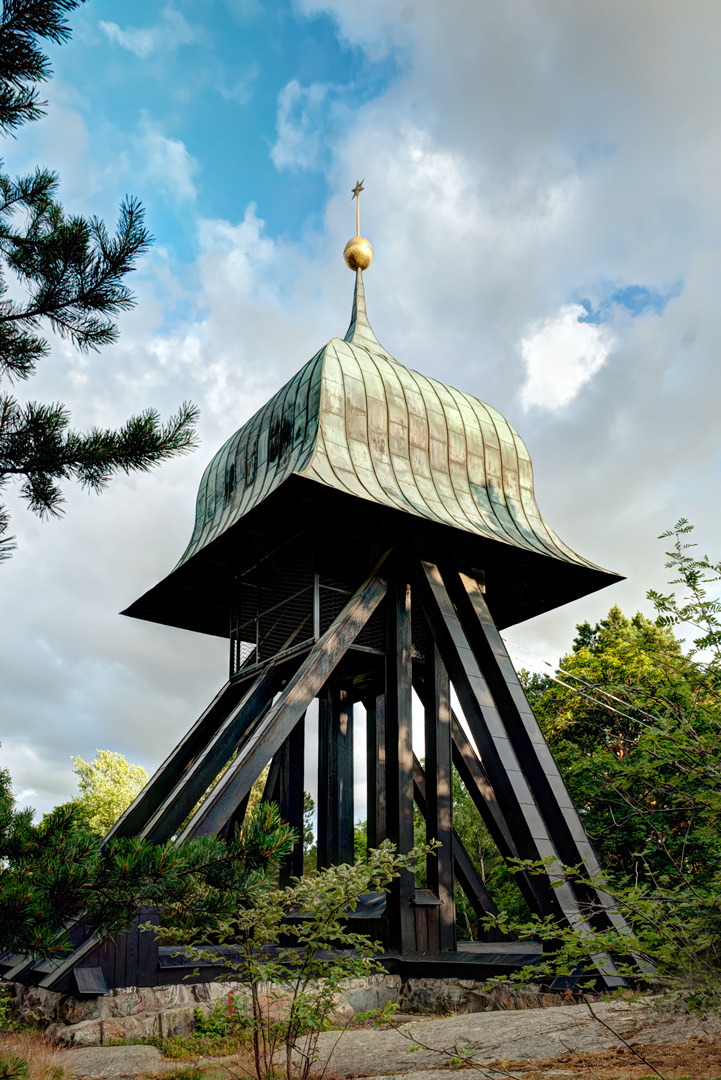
[103,678,254,844]
[177,558,389,842]
[416,556,626,987]
[136,667,278,844]
[452,570,649,964]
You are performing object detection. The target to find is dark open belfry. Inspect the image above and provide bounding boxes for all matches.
[2,212,645,994]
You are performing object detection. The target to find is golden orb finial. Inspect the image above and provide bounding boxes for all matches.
[344,179,373,271]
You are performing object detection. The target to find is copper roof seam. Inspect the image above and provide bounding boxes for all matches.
[372,351,445,519]
[412,368,496,537]
[334,342,398,509]
[404,366,487,538]
[464,393,536,551]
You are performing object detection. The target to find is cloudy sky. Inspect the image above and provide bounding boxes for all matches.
[2,0,720,819]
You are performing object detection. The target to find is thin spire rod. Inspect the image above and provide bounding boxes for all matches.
[352,179,364,237]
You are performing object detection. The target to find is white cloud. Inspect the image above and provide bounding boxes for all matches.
[219,63,260,106]
[519,305,615,411]
[137,118,200,202]
[8,0,721,821]
[99,7,197,59]
[271,80,332,171]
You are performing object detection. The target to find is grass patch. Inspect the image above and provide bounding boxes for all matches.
[0,1034,66,1080]
[145,1034,250,1061]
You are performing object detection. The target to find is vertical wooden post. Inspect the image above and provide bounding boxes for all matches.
[318,685,354,866]
[365,689,386,850]
[317,688,332,869]
[336,687,355,865]
[279,714,306,884]
[424,641,456,951]
[385,573,416,952]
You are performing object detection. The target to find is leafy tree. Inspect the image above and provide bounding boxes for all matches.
[0,0,198,560]
[70,749,148,835]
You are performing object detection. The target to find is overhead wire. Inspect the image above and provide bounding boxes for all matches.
[501,636,664,731]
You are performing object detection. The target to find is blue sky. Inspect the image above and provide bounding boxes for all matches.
[3,0,721,815]
[34,0,399,261]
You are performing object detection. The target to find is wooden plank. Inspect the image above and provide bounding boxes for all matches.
[424,642,456,952]
[317,689,331,869]
[336,687,354,865]
[114,922,127,991]
[385,574,416,953]
[125,911,140,988]
[103,678,250,843]
[365,690,386,849]
[415,907,429,952]
[140,668,278,844]
[279,714,305,883]
[177,560,388,842]
[137,909,160,988]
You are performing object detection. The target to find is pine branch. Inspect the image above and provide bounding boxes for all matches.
[0,0,86,133]
[0,192,153,368]
[0,394,200,517]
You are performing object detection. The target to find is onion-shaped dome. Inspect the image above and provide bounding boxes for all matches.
[180,272,597,571]
[125,270,619,636]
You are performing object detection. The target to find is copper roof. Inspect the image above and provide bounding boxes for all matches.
[177,270,601,576]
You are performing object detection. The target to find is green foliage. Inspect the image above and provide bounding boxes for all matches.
[168,840,430,1080]
[486,522,721,1006]
[69,749,148,835]
[0,756,294,959]
[0,1057,28,1080]
[0,0,199,560]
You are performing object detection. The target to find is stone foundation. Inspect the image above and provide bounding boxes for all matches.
[4,975,554,1047]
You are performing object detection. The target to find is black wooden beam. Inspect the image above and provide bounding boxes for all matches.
[415,556,626,987]
[279,714,305,883]
[385,572,416,953]
[365,689,386,850]
[452,570,641,954]
[423,642,456,951]
[138,668,278,844]
[103,678,251,844]
[317,688,332,869]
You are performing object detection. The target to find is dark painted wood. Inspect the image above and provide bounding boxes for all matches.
[177,563,388,841]
[336,687,354,865]
[385,573,416,953]
[279,714,306,883]
[137,908,160,987]
[103,679,250,843]
[126,907,139,987]
[317,688,332,869]
[365,690,386,850]
[318,686,353,865]
[416,557,626,988]
[454,570,639,950]
[140,668,278,844]
[412,754,502,935]
[423,642,456,952]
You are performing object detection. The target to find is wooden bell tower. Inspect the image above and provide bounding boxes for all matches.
[4,189,646,992]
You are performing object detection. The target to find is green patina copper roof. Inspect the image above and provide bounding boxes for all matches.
[176,271,598,574]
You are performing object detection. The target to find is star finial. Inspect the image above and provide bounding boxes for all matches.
[343,179,373,270]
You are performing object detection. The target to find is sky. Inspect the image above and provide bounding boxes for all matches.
[2,0,721,819]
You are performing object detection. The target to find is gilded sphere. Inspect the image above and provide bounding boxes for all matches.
[344,235,374,271]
